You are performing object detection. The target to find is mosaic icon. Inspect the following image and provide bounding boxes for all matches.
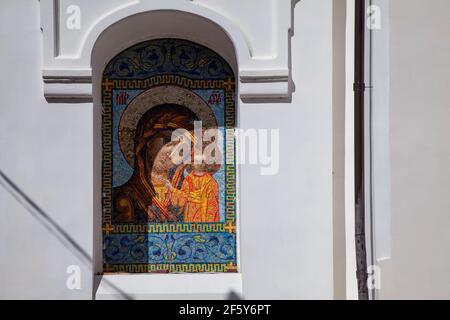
[102,39,237,273]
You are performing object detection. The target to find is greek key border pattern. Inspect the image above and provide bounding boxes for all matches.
[104,262,238,274]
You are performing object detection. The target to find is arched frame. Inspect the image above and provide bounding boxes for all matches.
[41,0,297,101]
[91,9,244,297]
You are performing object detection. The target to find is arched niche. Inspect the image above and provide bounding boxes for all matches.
[91,10,239,82]
[91,12,240,296]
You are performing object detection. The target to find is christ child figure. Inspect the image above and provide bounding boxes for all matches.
[166,156,220,223]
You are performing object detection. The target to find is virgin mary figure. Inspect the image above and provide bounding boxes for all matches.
[112,103,221,224]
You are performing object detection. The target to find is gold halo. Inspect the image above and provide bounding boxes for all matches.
[118,85,218,168]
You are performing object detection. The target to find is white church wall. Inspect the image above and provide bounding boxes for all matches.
[0,0,339,299]
[239,0,337,299]
[379,0,450,300]
[0,0,93,299]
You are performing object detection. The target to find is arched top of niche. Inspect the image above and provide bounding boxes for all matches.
[91,9,240,79]
[103,38,234,81]
[91,9,240,94]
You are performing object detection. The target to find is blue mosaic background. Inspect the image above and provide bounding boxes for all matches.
[104,233,236,265]
[104,38,234,80]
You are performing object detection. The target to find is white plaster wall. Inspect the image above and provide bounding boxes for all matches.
[379,0,450,300]
[239,0,335,299]
[0,0,337,299]
[0,0,93,299]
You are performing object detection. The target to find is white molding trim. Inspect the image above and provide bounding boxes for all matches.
[40,0,297,101]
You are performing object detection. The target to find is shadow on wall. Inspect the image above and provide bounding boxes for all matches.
[0,169,131,300]
[0,169,244,300]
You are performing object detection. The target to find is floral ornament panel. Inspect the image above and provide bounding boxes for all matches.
[102,39,237,273]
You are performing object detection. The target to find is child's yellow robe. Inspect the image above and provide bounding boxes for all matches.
[171,172,219,223]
